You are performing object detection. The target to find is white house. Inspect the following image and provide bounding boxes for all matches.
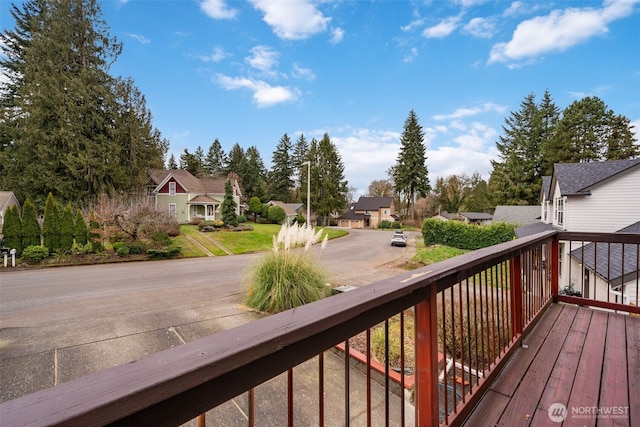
[516,158,640,306]
[0,191,20,233]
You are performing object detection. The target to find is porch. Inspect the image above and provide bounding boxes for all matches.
[0,230,638,426]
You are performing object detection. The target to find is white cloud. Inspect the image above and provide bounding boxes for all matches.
[198,46,230,63]
[432,102,506,121]
[423,15,462,38]
[462,17,495,38]
[215,74,300,107]
[245,45,279,73]
[249,0,331,40]
[200,0,237,19]
[490,0,640,65]
[330,28,345,44]
[125,33,150,44]
[292,63,316,81]
[403,47,418,64]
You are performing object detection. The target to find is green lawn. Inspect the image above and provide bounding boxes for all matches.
[179,225,228,256]
[176,224,348,257]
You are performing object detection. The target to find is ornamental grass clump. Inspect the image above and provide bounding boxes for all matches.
[245,223,330,314]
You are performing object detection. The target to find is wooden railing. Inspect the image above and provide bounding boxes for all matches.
[1,230,638,426]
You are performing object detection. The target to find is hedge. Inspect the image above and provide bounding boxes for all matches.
[422,218,515,250]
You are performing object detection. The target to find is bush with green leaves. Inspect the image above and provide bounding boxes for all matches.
[150,231,171,247]
[74,209,88,245]
[127,241,146,254]
[112,242,130,257]
[267,205,286,224]
[42,193,60,253]
[21,199,41,248]
[422,218,515,250]
[245,223,330,314]
[147,246,181,259]
[2,205,22,254]
[59,204,75,251]
[21,245,49,263]
[71,242,92,255]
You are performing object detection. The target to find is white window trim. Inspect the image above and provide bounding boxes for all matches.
[169,203,177,217]
[169,182,176,195]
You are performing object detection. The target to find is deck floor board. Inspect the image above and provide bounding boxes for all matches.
[463,304,640,427]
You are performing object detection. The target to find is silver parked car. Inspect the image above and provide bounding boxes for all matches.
[390,230,407,247]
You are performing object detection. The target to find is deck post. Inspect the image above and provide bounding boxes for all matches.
[510,256,523,337]
[414,284,439,426]
[551,237,559,303]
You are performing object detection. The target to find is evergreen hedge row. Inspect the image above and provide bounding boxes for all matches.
[422,218,515,250]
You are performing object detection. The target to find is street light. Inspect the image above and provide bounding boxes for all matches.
[302,161,311,227]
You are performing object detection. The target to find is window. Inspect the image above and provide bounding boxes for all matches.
[543,202,548,222]
[169,203,176,217]
[169,182,176,195]
[555,198,564,227]
[384,209,389,215]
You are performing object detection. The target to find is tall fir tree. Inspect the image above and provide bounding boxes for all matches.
[59,203,75,251]
[269,133,294,202]
[179,148,204,176]
[393,110,430,220]
[167,153,178,169]
[309,134,348,226]
[204,138,227,176]
[292,133,309,201]
[2,205,22,255]
[0,0,166,205]
[489,93,548,205]
[221,180,238,226]
[21,198,41,248]
[42,193,60,252]
[243,146,268,201]
[74,208,88,246]
[225,143,247,178]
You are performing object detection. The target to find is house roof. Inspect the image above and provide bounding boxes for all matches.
[515,222,557,238]
[353,196,393,211]
[187,195,220,204]
[459,212,493,220]
[149,169,239,196]
[0,191,20,212]
[337,208,365,220]
[493,206,541,225]
[268,201,303,216]
[551,158,640,197]
[570,221,640,286]
[541,176,551,201]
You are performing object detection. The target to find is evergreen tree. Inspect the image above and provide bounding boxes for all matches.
[225,143,247,177]
[204,138,227,176]
[393,110,430,220]
[2,205,22,254]
[464,173,493,212]
[309,134,348,226]
[433,175,468,214]
[269,133,294,201]
[167,153,178,169]
[292,133,310,201]
[243,146,268,201]
[0,0,166,205]
[74,208,88,245]
[489,93,547,205]
[221,179,238,226]
[538,90,561,176]
[59,203,75,251]
[88,210,102,252]
[179,148,204,176]
[21,198,41,248]
[546,96,637,166]
[42,193,60,252]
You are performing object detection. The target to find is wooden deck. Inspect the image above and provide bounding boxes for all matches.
[464,303,640,427]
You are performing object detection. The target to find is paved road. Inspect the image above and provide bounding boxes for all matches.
[0,228,420,408]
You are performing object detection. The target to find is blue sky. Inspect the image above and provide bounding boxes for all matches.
[2,0,639,196]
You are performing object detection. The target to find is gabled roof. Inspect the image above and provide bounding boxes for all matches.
[187,195,220,204]
[0,191,20,212]
[551,158,640,197]
[515,222,557,238]
[570,221,640,287]
[268,201,303,216]
[353,196,393,211]
[459,212,493,220]
[541,176,551,201]
[493,206,540,225]
[337,208,365,220]
[150,169,205,193]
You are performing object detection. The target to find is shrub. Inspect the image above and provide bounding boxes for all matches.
[244,223,330,314]
[74,209,88,246]
[237,215,247,223]
[21,199,41,248]
[127,241,146,254]
[379,219,392,229]
[2,205,22,255]
[42,193,60,253]
[21,245,49,263]
[150,231,171,247]
[370,314,415,369]
[421,218,515,250]
[59,204,75,251]
[147,246,181,259]
[71,242,92,255]
[190,217,202,225]
[267,205,286,224]
[113,242,130,257]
